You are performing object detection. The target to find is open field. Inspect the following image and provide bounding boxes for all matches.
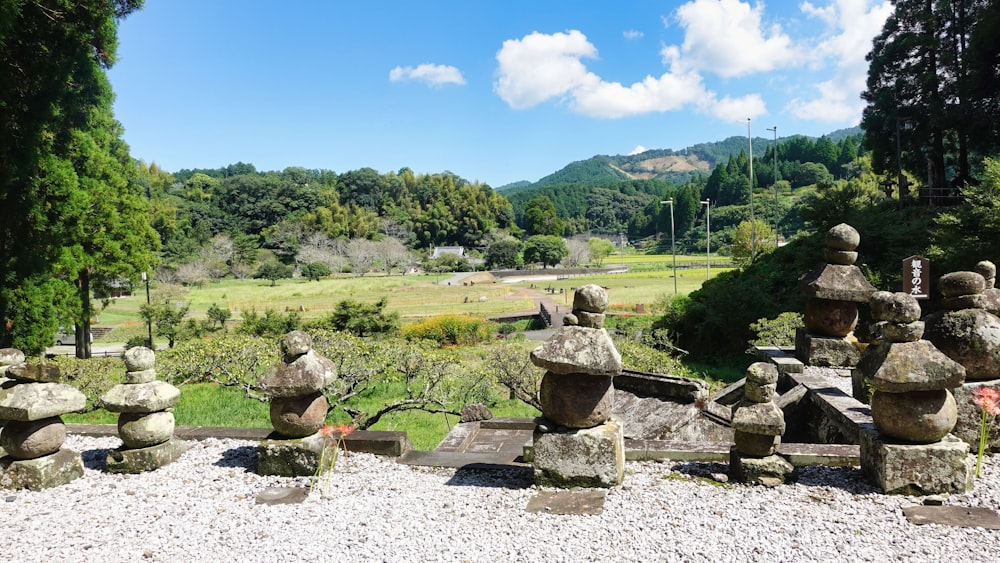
[95,259,730,332]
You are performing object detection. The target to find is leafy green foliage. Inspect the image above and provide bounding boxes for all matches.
[748,312,804,349]
[51,356,124,411]
[305,298,400,337]
[238,308,302,338]
[523,235,569,268]
[929,157,1000,273]
[424,252,471,273]
[139,285,191,348]
[301,261,332,281]
[206,303,232,329]
[484,237,523,269]
[158,334,278,399]
[254,260,293,286]
[401,314,496,346]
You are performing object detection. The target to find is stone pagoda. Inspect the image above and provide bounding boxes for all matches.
[529,284,625,488]
[0,349,86,490]
[857,291,973,494]
[729,362,794,485]
[257,331,338,477]
[99,347,188,473]
[795,223,876,367]
[924,269,1000,453]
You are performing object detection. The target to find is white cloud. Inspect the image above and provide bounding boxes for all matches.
[787,0,892,121]
[623,29,644,40]
[703,93,768,122]
[629,145,648,155]
[494,30,600,109]
[570,71,709,118]
[389,63,466,86]
[670,0,800,77]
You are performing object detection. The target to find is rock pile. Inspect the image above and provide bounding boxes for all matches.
[924,267,1000,453]
[795,223,876,367]
[257,331,338,477]
[99,347,187,473]
[529,284,625,488]
[729,362,794,485]
[856,291,973,494]
[0,348,86,490]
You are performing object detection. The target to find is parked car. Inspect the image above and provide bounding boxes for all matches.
[55,327,92,346]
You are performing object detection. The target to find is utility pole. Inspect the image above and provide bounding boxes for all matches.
[660,200,677,294]
[747,118,756,263]
[701,200,710,279]
[766,126,778,246]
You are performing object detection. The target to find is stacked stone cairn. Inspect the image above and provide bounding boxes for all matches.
[99,347,188,473]
[923,268,1000,453]
[729,362,795,485]
[976,260,1000,316]
[0,349,86,490]
[257,331,338,477]
[529,284,625,488]
[795,223,876,367]
[856,291,973,494]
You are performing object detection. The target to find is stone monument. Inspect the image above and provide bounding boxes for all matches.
[729,362,795,485]
[99,347,188,473]
[529,284,625,488]
[923,269,1000,452]
[795,223,876,367]
[0,350,86,490]
[257,331,338,477]
[857,291,974,494]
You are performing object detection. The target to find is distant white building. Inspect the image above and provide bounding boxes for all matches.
[431,246,465,259]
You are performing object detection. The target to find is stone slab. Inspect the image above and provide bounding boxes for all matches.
[0,448,83,491]
[257,433,325,477]
[532,418,625,488]
[525,490,606,515]
[0,381,86,421]
[615,370,710,402]
[755,346,805,374]
[902,505,1000,530]
[795,328,862,367]
[396,450,526,468]
[860,429,974,495]
[99,380,180,413]
[255,486,309,505]
[105,439,189,474]
[729,447,797,486]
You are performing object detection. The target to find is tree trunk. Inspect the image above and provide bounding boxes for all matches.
[75,269,93,359]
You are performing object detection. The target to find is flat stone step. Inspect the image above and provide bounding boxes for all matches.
[397,450,528,468]
[625,439,860,466]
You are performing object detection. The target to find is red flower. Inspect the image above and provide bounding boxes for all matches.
[318,424,336,437]
[335,424,355,437]
[973,388,1000,416]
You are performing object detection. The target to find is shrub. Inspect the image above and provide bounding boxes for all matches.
[50,356,124,411]
[748,312,804,350]
[238,308,302,338]
[157,333,279,398]
[402,314,496,346]
[304,298,399,337]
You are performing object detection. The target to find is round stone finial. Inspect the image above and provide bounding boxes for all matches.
[975,261,996,288]
[281,330,313,359]
[123,346,155,371]
[825,223,860,251]
[745,362,779,385]
[869,291,922,323]
[573,284,609,314]
[938,271,986,297]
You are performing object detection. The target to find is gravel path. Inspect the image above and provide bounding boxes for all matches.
[6,435,999,562]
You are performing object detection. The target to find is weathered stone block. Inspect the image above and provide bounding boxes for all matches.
[860,429,974,495]
[269,391,327,438]
[924,308,1000,381]
[795,328,862,367]
[729,447,796,485]
[530,327,623,376]
[539,371,613,428]
[952,379,1000,452]
[871,389,957,443]
[257,432,326,477]
[533,418,624,488]
[258,350,337,397]
[118,411,175,448]
[0,417,65,459]
[0,381,86,421]
[859,340,965,393]
[0,448,83,491]
[100,380,180,413]
[105,438,189,474]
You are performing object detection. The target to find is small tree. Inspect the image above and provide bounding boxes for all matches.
[484,237,523,269]
[523,235,568,269]
[307,298,400,337]
[302,261,332,281]
[728,219,776,267]
[254,260,293,286]
[206,303,232,330]
[588,237,615,266]
[139,285,190,348]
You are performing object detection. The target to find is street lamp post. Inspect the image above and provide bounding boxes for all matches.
[747,118,756,263]
[660,200,677,294]
[701,200,711,279]
[766,126,778,246]
[142,271,152,348]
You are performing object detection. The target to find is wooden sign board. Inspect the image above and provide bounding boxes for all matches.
[903,255,930,299]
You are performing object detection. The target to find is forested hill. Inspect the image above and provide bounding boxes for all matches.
[498,126,862,192]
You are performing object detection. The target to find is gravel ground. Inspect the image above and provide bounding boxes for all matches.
[4,435,999,562]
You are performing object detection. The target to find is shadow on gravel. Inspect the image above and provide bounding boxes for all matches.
[793,465,879,493]
[79,448,109,471]
[445,465,534,489]
[213,445,257,472]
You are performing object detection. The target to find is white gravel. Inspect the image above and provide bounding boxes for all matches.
[5,434,999,562]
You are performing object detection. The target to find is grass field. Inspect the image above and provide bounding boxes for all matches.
[96,258,729,334]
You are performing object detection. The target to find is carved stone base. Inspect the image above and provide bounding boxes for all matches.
[860,428,974,495]
[105,438,189,474]
[0,448,83,491]
[532,416,624,488]
[728,446,796,486]
[795,328,862,367]
[257,432,328,477]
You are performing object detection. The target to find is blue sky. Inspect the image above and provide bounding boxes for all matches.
[108,0,893,187]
